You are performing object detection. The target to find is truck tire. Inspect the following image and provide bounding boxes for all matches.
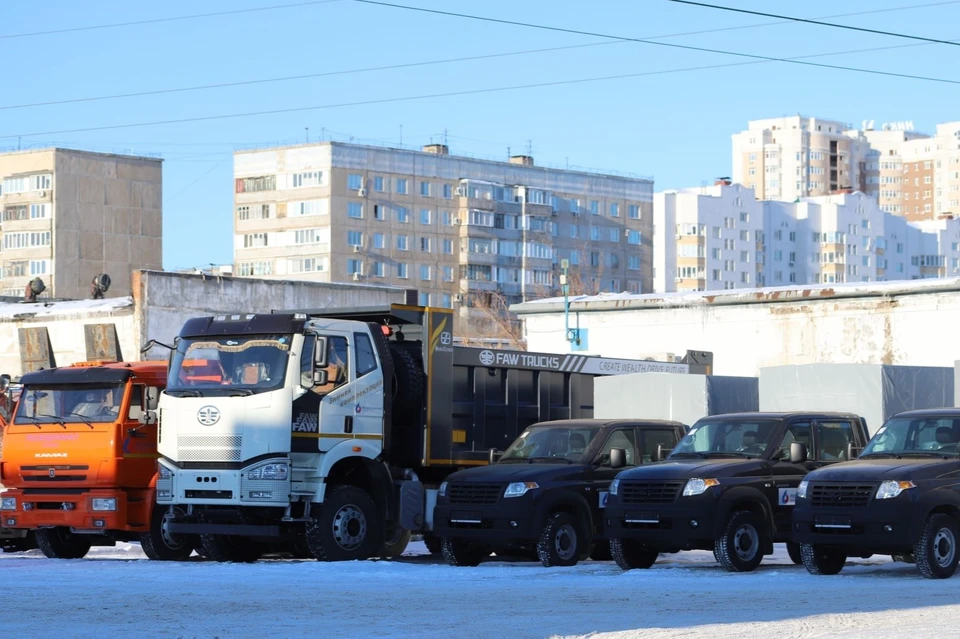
[537,512,583,567]
[140,506,195,561]
[590,539,613,561]
[380,526,412,559]
[610,537,658,570]
[914,512,959,579]
[35,527,91,560]
[714,510,765,573]
[800,542,846,575]
[199,535,263,563]
[423,533,442,555]
[389,345,423,424]
[306,485,382,562]
[440,537,488,567]
[786,542,803,565]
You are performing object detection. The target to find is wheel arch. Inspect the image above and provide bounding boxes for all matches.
[322,454,394,524]
[716,487,775,543]
[534,491,594,540]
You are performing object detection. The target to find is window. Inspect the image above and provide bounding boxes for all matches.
[238,260,275,276]
[396,206,409,223]
[397,235,408,251]
[443,266,454,282]
[590,200,599,215]
[420,265,431,281]
[374,176,385,192]
[442,239,454,254]
[347,231,363,247]
[441,210,453,226]
[609,228,620,242]
[241,233,268,248]
[354,333,378,378]
[3,174,52,194]
[347,259,363,275]
[29,260,48,276]
[373,205,385,221]
[816,421,855,460]
[287,258,324,274]
[420,237,431,252]
[628,204,640,219]
[418,292,430,306]
[290,172,322,189]
[420,209,432,225]
[371,261,385,277]
[590,252,600,267]
[237,204,272,220]
[397,263,408,279]
[235,175,276,193]
[590,227,600,241]
[627,230,641,245]
[610,203,619,217]
[396,179,408,194]
[347,174,363,190]
[627,255,641,270]
[443,184,452,199]
[29,204,49,219]
[293,229,324,245]
[641,430,679,463]
[441,293,452,308]
[289,200,327,217]
[373,233,385,249]
[420,181,431,196]
[2,206,26,221]
[596,429,637,467]
[347,202,363,219]
[740,212,749,223]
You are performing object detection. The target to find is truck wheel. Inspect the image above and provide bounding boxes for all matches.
[800,543,846,575]
[610,537,658,570]
[35,527,91,559]
[306,486,382,562]
[537,512,583,567]
[389,345,423,424]
[440,537,488,567]
[140,506,194,561]
[380,526,412,559]
[786,542,803,565]
[714,510,765,572]
[199,535,262,563]
[423,533,442,555]
[590,539,613,561]
[914,513,960,579]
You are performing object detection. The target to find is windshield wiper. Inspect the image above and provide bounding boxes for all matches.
[857,452,898,458]
[64,412,95,428]
[229,389,255,397]
[170,389,203,398]
[526,456,574,464]
[17,415,42,429]
[899,451,957,458]
[668,452,708,459]
[33,413,66,428]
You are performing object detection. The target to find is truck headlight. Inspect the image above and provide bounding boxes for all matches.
[157,464,172,480]
[609,479,620,496]
[438,481,448,497]
[797,480,808,500]
[682,478,719,497]
[1,497,16,510]
[504,481,538,498]
[876,480,915,500]
[92,498,117,511]
[247,463,289,481]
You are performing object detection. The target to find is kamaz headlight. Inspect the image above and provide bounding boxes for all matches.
[504,481,538,498]
[91,498,117,511]
[609,479,620,496]
[247,463,289,481]
[876,480,915,500]
[0,497,16,510]
[682,478,719,497]
[797,480,809,500]
[157,464,172,480]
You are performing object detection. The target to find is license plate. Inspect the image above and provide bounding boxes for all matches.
[814,514,852,529]
[625,511,659,524]
[450,510,482,524]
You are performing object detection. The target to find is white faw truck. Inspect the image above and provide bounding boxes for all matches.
[153,304,709,562]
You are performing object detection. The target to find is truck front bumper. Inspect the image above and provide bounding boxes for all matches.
[159,462,291,508]
[433,500,539,543]
[603,496,718,551]
[792,499,918,552]
[1,489,143,533]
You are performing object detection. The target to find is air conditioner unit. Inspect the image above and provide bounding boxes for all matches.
[357,187,366,197]
[675,277,683,282]
[38,191,46,197]
[352,245,362,252]
[453,293,464,303]
[453,218,462,225]
[551,210,558,216]
[352,273,362,281]
[455,187,466,196]
[676,234,682,239]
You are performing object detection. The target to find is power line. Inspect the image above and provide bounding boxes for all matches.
[164,156,231,204]
[668,0,960,47]
[0,0,342,40]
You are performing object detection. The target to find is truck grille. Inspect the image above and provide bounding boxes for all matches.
[177,435,242,462]
[621,480,684,504]
[447,483,501,505]
[810,483,876,508]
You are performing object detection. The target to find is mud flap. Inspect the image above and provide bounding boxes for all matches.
[399,479,424,530]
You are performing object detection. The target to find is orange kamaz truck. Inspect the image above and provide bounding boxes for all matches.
[0,361,196,560]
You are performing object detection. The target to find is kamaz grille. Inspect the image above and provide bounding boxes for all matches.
[447,483,501,505]
[810,483,876,508]
[621,481,684,504]
[177,435,241,462]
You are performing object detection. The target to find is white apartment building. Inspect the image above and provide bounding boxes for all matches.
[655,182,960,293]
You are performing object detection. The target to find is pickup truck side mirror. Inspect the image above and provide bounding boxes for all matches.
[488,448,502,465]
[846,442,861,460]
[790,441,808,464]
[653,444,672,462]
[609,448,627,469]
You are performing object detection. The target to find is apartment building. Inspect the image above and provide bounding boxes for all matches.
[654,182,960,293]
[0,148,163,299]
[232,142,654,335]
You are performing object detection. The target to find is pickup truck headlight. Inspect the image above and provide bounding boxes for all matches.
[0,497,16,510]
[504,481,539,498]
[797,480,809,500]
[247,462,289,481]
[92,498,117,511]
[609,479,620,496]
[157,464,172,480]
[876,480,915,500]
[682,478,719,497]
[438,481,448,497]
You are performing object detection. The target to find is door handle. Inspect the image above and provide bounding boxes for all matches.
[344,416,354,434]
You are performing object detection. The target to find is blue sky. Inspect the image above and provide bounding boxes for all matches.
[3,0,959,269]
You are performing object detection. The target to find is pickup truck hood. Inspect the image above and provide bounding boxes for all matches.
[445,462,589,483]
[616,457,767,480]
[808,457,960,482]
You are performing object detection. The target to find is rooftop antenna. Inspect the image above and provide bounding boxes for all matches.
[321,127,326,141]
[305,127,309,143]
[443,128,448,146]
[507,146,511,159]
[526,139,532,156]
[400,125,403,146]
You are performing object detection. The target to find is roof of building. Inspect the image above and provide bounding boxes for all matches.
[510,277,960,315]
[0,297,135,321]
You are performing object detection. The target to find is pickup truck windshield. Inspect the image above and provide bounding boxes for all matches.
[861,417,960,457]
[167,335,291,394]
[14,384,124,424]
[500,424,603,463]
[670,419,780,457]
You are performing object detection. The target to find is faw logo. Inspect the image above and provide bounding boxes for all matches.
[292,413,319,433]
[479,350,495,366]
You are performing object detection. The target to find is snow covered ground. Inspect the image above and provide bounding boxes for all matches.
[3,542,960,639]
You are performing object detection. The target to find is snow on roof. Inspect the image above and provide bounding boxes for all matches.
[511,277,960,315]
[0,296,134,321]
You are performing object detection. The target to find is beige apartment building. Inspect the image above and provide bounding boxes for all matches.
[0,148,163,299]
[232,142,653,336]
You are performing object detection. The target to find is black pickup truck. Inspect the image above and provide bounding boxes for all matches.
[433,418,687,567]
[604,412,870,572]
[793,408,960,579]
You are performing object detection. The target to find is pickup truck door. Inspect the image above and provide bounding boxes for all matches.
[591,427,640,520]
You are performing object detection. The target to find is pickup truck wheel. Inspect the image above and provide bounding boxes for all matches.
[422,533,442,555]
[200,534,262,563]
[537,512,583,567]
[36,527,91,560]
[590,539,613,561]
[440,537,488,567]
[380,525,412,559]
[786,542,803,565]
[140,506,194,561]
[800,542,846,575]
[306,486,382,562]
[914,513,960,579]
[714,510,765,572]
[610,537,658,570]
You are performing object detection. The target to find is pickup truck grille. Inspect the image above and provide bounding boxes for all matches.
[447,483,501,505]
[810,483,876,508]
[621,480,684,504]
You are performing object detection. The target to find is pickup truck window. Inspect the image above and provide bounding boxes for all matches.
[15,384,124,424]
[500,424,602,462]
[671,419,780,457]
[777,422,812,461]
[597,429,637,466]
[641,429,678,463]
[816,421,855,460]
[862,417,960,456]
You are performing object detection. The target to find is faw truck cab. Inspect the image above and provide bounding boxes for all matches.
[155,305,707,563]
[0,361,194,560]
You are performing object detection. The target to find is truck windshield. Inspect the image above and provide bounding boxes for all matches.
[669,419,780,458]
[167,335,291,394]
[861,417,960,456]
[14,384,125,424]
[499,424,602,463]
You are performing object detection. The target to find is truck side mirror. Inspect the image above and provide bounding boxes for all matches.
[609,448,627,469]
[314,336,328,368]
[0,374,10,392]
[846,442,861,460]
[488,448,502,465]
[146,388,160,410]
[138,411,157,425]
[790,441,808,464]
[653,444,672,462]
[313,369,328,386]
